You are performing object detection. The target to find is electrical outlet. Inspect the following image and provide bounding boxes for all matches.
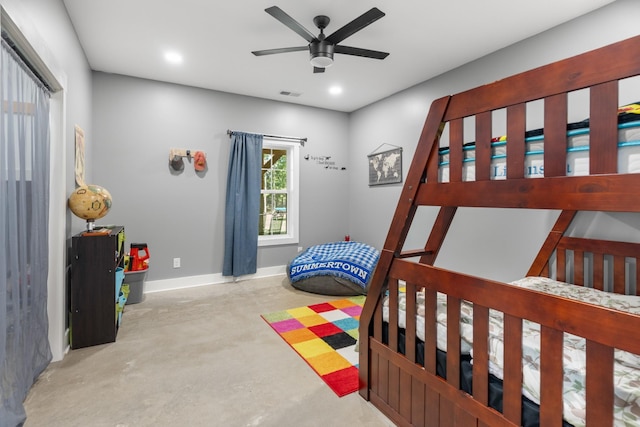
[297,246,303,253]
[173,258,181,268]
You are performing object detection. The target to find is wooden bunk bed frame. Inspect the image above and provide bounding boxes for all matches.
[358,35,640,427]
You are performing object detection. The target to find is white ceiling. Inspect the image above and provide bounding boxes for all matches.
[62,0,615,113]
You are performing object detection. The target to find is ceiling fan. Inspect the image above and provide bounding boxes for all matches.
[252,6,389,73]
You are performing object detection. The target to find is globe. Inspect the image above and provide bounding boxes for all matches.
[68,185,112,229]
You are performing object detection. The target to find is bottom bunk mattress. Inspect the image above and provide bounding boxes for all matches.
[287,241,380,296]
[381,327,573,427]
[382,277,640,427]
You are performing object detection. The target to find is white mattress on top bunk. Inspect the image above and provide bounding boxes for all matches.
[382,276,640,427]
[438,120,640,182]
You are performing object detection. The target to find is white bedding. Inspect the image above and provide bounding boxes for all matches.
[382,276,640,427]
[438,120,640,182]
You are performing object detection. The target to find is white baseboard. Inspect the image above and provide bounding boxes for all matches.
[145,265,287,294]
[54,328,70,362]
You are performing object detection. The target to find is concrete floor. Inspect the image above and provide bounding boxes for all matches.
[23,275,392,427]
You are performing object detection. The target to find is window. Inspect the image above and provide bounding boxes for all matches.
[258,137,299,246]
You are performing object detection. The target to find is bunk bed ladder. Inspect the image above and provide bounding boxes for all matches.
[359,96,452,400]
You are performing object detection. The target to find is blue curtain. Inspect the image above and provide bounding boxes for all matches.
[1,38,52,426]
[223,132,263,277]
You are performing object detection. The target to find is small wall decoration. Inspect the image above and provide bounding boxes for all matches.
[367,144,402,186]
[303,154,346,171]
[168,148,207,173]
[74,125,85,186]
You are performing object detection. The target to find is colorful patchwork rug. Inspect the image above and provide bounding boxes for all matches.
[261,296,365,397]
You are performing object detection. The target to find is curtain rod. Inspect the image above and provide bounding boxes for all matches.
[226,129,306,146]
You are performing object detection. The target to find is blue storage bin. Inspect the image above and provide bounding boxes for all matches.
[115,267,125,303]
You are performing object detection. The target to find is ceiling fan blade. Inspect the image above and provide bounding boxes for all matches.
[313,67,325,73]
[334,45,389,60]
[265,6,316,43]
[325,7,385,45]
[252,46,308,56]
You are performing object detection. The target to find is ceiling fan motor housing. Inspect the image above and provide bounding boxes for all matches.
[309,40,334,67]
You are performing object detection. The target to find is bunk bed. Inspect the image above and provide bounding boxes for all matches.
[358,35,640,427]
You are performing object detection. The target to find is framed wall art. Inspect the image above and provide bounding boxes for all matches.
[367,145,402,186]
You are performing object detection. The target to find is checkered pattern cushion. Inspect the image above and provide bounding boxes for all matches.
[289,242,380,289]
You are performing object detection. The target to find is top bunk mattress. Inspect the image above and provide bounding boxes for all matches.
[438,103,640,182]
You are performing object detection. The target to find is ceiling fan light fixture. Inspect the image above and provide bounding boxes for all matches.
[310,53,333,68]
[309,40,335,68]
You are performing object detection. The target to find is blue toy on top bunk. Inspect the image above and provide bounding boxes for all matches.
[287,241,380,296]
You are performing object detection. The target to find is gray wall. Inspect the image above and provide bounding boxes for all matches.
[78,0,640,285]
[92,73,350,281]
[348,0,640,283]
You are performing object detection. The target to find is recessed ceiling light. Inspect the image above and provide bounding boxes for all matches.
[164,51,183,65]
[329,86,343,96]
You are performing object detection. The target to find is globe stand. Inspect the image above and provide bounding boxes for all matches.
[86,219,96,232]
